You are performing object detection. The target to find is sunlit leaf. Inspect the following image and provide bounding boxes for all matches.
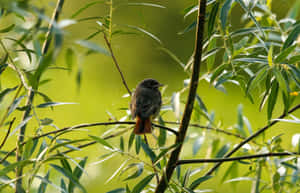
[193,136,205,156]
[38,171,50,193]
[121,163,144,181]
[275,45,296,63]
[208,2,219,37]
[267,81,279,120]
[131,174,155,193]
[126,3,165,9]
[282,24,300,50]
[89,135,114,149]
[76,40,110,55]
[0,86,18,104]
[189,176,212,190]
[220,0,234,31]
[7,95,25,116]
[107,188,126,193]
[0,24,15,33]
[36,102,77,108]
[71,1,104,18]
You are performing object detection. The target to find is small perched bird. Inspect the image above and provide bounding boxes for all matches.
[130,79,163,134]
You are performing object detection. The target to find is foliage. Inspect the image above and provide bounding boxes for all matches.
[0,0,300,193]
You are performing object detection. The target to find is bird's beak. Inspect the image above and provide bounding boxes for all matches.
[158,83,164,87]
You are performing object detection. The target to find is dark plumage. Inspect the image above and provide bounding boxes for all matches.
[130,79,162,134]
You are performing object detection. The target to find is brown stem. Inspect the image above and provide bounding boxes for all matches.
[176,152,299,165]
[154,0,207,192]
[15,0,65,192]
[103,33,132,96]
[203,104,300,178]
[0,118,15,150]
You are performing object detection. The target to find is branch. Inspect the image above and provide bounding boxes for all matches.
[103,33,132,96]
[203,103,300,178]
[155,0,207,192]
[0,121,177,164]
[162,121,248,141]
[0,118,15,150]
[176,152,300,165]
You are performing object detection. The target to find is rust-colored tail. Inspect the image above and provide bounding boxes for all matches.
[134,116,152,134]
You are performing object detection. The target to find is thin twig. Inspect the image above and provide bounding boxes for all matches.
[0,121,177,164]
[144,134,160,183]
[155,0,207,192]
[162,121,247,141]
[0,118,16,150]
[103,33,132,95]
[176,152,300,165]
[203,104,300,178]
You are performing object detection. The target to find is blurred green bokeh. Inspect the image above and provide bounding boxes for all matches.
[1,0,299,192]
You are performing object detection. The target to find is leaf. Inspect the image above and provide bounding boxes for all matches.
[225,177,256,183]
[10,116,32,136]
[71,1,104,18]
[268,45,273,66]
[158,117,166,147]
[267,81,279,120]
[107,188,126,193]
[76,40,110,55]
[178,20,197,35]
[0,160,34,176]
[7,95,25,116]
[60,179,67,193]
[154,143,179,165]
[208,2,219,37]
[135,135,141,154]
[246,66,268,95]
[206,38,217,71]
[121,163,144,181]
[0,63,8,75]
[210,63,226,84]
[141,141,156,163]
[275,45,296,63]
[282,24,300,50]
[158,47,185,68]
[236,104,247,137]
[128,132,135,151]
[40,118,53,125]
[216,144,230,158]
[189,176,212,190]
[126,3,165,9]
[50,164,86,193]
[273,68,288,95]
[230,27,274,37]
[288,55,300,64]
[0,24,15,33]
[36,102,77,108]
[89,135,114,149]
[0,86,18,103]
[193,136,205,156]
[131,174,154,193]
[38,171,50,193]
[65,48,75,72]
[123,25,162,44]
[220,0,234,31]
[23,138,38,160]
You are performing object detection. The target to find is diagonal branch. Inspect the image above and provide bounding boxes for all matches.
[202,103,300,178]
[155,0,207,192]
[103,33,132,95]
[176,152,300,165]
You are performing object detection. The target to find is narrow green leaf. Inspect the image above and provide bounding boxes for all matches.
[273,68,288,95]
[141,141,156,163]
[0,63,8,75]
[10,115,32,136]
[230,27,274,37]
[38,171,50,193]
[208,2,219,37]
[282,24,300,50]
[158,47,185,68]
[189,176,212,190]
[158,117,166,147]
[220,0,234,31]
[107,188,126,193]
[0,86,18,103]
[288,55,300,64]
[178,21,197,35]
[0,24,15,33]
[89,135,114,149]
[275,45,296,63]
[193,136,204,156]
[69,157,88,193]
[0,160,34,176]
[124,25,162,44]
[246,66,268,95]
[154,143,180,165]
[36,102,77,108]
[50,164,86,193]
[76,40,110,55]
[268,45,273,66]
[60,179,67,193]
[7,95,25,116]
[135,135,141,154]
[267,81,279,120]
[127,3,165,9]
[210,63,226,84]
[236,104,247,137]
[128,132,135,151]
[71,1,104,18]
[206,38,217,71]
[65,48,75,72]
[121,163,144,181]
[216,144,230,158]
[131,174,154,193]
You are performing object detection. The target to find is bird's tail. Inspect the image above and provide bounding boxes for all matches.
[134,116,152,134]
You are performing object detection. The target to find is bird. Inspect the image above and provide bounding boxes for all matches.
[130,78,163,134]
